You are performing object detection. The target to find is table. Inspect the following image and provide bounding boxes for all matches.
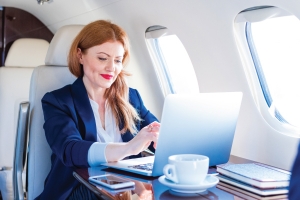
[73,156,288,200]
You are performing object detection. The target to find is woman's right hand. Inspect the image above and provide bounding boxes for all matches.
[127,121,160,156]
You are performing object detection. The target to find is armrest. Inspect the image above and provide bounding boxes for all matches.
[0,166,13,171]
[13,102,30,200]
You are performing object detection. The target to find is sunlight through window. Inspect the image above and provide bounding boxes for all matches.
[249,15,300,127]
[146,27,199,96]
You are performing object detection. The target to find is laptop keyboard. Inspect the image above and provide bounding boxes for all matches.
[128,163,153,171]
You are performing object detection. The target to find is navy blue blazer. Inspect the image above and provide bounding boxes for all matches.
[37,77,158,200]
[289,143,300,200]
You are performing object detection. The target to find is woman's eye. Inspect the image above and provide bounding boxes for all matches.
[98,57,107,61]
[115,60,122,63]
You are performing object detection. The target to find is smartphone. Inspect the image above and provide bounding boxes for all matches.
[94,184,135,195]
[88,174,135,189]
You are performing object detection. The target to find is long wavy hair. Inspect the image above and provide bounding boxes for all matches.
[68,20,141,134]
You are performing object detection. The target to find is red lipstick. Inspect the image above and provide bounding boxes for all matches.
[100,74,113,80]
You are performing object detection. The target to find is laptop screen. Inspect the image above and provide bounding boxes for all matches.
[151,92,243,176]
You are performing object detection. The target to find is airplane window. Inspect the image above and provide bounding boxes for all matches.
[145,26,199,96]
[244,11,300,128]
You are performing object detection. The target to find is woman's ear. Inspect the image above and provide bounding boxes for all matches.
[77,48,83,64]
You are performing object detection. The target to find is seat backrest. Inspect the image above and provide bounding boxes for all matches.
[27,25,83,200]
[0,38,49,168]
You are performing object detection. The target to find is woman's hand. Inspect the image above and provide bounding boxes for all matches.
[127,121,160,156]
[105,121,160,162]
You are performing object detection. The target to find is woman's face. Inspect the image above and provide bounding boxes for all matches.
[78,41,124,89]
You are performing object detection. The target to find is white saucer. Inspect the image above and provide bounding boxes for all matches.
[158,175,219,193]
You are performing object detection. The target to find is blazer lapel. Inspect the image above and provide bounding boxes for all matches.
[71,77,97,141]
[70,77,135,143]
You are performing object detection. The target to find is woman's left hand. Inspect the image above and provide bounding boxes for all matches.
[127,121,160,155]
[105,121,160,161]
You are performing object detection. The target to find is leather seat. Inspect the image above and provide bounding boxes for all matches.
[0,38,49,200]
[25,25,83,200]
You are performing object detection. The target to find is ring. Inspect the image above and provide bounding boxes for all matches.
[148,125,153,132]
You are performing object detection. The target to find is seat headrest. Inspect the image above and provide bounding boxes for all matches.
[4,38,49,67]
[45,25,84,66]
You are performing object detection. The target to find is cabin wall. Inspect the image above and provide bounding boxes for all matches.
[0,7,53,65]
[1,0,300,170]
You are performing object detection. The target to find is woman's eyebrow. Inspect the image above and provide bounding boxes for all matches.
[97,52,110,56]
[97,52,123,58]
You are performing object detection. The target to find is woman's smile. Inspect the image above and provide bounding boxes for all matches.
[100,74,113,80]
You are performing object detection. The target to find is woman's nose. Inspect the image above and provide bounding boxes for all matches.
[105,59,115,71]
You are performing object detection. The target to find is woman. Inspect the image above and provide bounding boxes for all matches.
[289,144,300,200]
[37,20,160,199]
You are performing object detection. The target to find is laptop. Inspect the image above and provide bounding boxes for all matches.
[101,92,243,177]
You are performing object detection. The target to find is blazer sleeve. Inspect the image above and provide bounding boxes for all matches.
[42,91,93,168]
[129,88,159,153]
[289,143,300,200]
[130,88,159,128]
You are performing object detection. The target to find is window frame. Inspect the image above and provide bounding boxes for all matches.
[145,26,199,96]
[245,22,290,125]
[234,6,300,135]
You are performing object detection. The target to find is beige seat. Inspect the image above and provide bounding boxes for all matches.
[0,38,49,200]
[23,25,82,200]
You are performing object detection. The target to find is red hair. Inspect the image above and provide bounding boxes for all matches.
[68,20,140,133]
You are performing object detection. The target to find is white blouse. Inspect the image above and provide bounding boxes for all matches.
[87,99,123,166]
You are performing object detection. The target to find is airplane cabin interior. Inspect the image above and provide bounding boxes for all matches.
[0,0,300,199]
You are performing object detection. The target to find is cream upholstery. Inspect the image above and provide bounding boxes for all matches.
[45,25,83,66]
[5,38,49,67]
[0,38,49,200]
[27,25,82,200]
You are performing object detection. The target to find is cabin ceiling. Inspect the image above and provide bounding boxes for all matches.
[1,0,300,34]
[0,0,120,32]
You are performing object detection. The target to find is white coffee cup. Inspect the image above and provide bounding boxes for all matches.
[163,154,209,185]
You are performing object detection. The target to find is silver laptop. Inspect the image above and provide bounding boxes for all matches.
[101,92,243,177]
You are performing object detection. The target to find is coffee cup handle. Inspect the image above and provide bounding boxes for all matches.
[163,164,178,183]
